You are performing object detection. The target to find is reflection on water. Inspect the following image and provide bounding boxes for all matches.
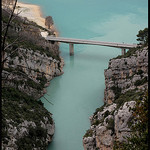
[21,0,148,149]
[69,55,74,67]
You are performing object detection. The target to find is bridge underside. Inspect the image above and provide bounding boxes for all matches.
[66,43,128,56]
[68,43,128,56]
[46,36,136,56]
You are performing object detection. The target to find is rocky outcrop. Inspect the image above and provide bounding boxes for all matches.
[2,119,54,150]
[83,46,148,150]
[114,101,136,143]
[104,47,148,104]
[3,47,64,99]
[2,8,64,150]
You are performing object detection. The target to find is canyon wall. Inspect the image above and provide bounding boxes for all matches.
[83,46,148,150]
[2,8,64,149]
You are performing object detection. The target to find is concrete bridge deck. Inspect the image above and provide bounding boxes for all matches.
[45,36,137,55]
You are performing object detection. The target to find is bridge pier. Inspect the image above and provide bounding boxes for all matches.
[46,36,136,56]
[121,48,126,55]
[69,43,74,56]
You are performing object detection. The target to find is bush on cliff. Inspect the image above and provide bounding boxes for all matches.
[2,8,60,61]
[2,87,53,149]
[113,91,148,150]
[115,27,148,59]
[2,6,56,149]
[136,28,148,46]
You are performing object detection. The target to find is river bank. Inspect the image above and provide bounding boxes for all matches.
[15,1,64,76]
[13,0,148,150]
[2,4,65,148]
[15,1,59,37]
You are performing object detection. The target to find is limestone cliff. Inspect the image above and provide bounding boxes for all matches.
[104,47,148,104]
[2,8,64,150]
[83,46,148,150]
[3,47,64,99]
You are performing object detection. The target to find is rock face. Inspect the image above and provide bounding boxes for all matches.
[3,47,64,99]
[114,101,136,143]
[83,46,148,150]
[104,47,148,104]
[2,118,55,150]
[2,8,64,150]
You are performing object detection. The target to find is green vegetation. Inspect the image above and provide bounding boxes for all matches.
[134,77,148,86]
[2,87,53,148]
[92,107,111,126]
[3,66,48,91]
[6,33,60,60]
[106,118,114,133]
[114,27,148,59]
[26,79,41,90]
[136,28,148,46]
[36,75,47,88]
[2,8,61,61]
[45,16,54,29]
[84,129,93,138]
[93,103,107,116]
[111,86,121,100]
[103,110,110,118]
[114,89,144,109]
[92,118,105,126]
[25,20,53,34]
[90,28,148,149]
[16,126,47,150]
[2,87,53,125]
[1,6,59,149]
[115,47,139,59]
[92,119,101,126]
[137,69,144,75]
[113,91,148,150]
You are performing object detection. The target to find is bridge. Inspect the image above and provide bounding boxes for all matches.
[45,36,137,56]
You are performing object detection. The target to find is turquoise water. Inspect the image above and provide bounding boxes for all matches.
[20,0,148,150]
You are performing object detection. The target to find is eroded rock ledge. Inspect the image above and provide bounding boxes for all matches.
[2,8,64,150]
[83,46,148,150]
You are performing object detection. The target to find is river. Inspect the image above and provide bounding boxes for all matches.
[20,0,148,149]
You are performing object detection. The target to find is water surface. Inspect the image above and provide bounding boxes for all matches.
[20,0,148,149]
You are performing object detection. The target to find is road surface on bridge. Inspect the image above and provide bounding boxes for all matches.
[45,36,137,49]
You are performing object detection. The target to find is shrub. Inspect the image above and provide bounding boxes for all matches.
[137,69,143,75]
[113,91,148,150]
[134,77,148,86]
[93,103,106,116]
[103,110,110,118]
[111,86,121,100]
[106,118,114,133]
[92,119,101,126]
[114,89,144,109]
[84,129,93,138]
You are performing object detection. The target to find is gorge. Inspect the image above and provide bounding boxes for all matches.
[2,0,148,150]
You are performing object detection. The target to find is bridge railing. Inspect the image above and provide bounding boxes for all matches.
[45,36,137,55]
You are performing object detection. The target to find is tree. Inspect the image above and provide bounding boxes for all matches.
[1,1,54,103]
[1,0,18,69]
[136,28,148,46]
[45,16,53,29]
